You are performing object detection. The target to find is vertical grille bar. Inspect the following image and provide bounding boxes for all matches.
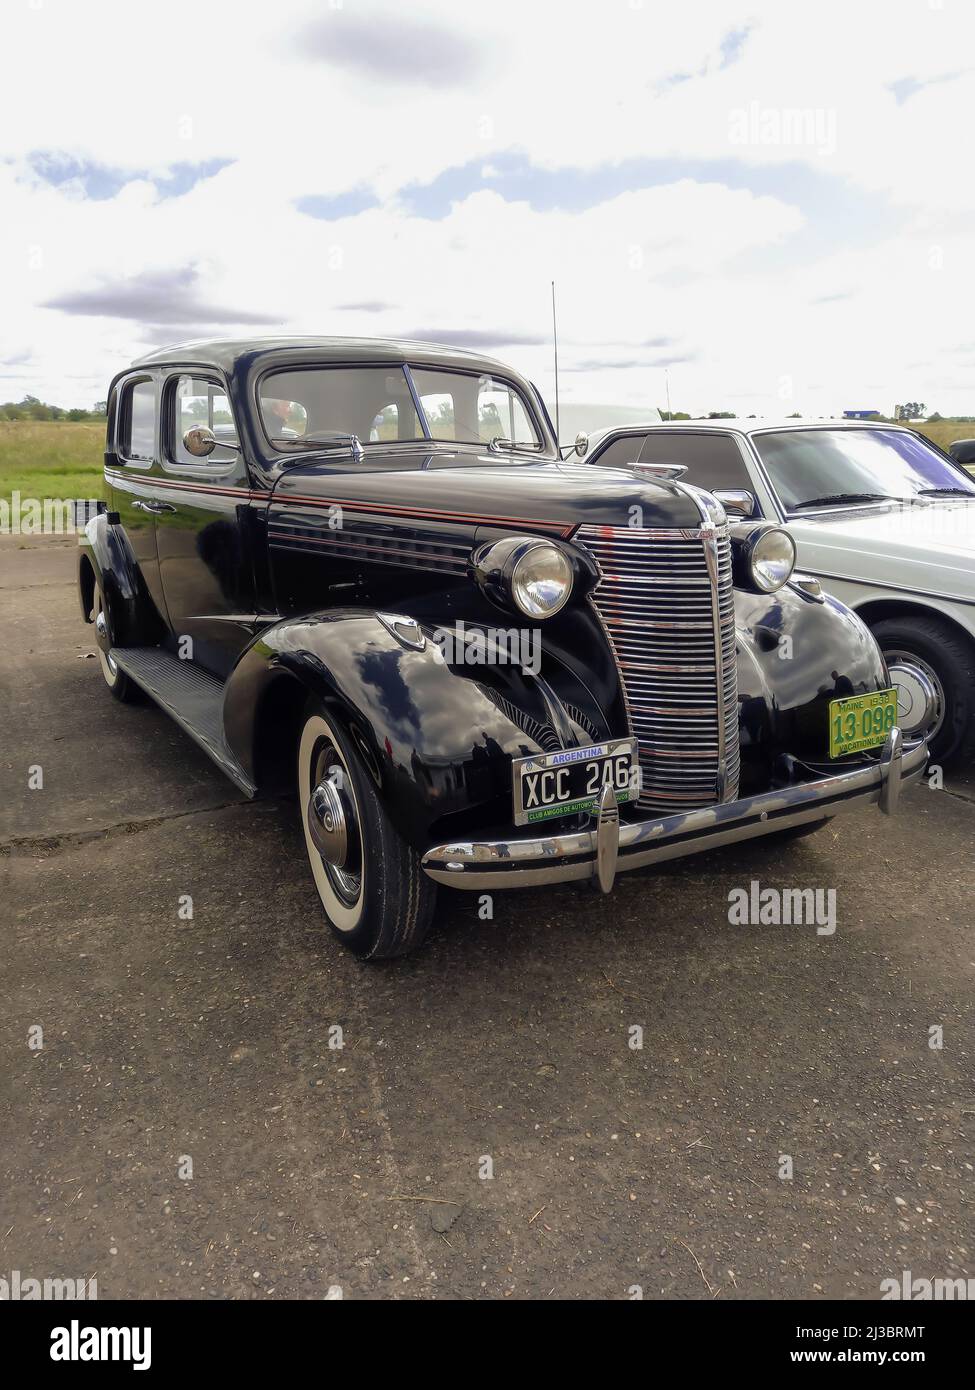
[576,523,740,814]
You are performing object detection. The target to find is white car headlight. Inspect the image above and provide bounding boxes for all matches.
[750,527,797,592]
[511,543,573,618]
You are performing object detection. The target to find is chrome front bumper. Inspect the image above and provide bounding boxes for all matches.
[421,728,926,891]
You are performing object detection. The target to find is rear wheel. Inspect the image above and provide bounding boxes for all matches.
[297,702,436,958]
[873,615,975,768]
[92,588,140,703]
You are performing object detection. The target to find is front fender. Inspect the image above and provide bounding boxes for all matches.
[78,512,165,647]
[223,610,549,848]
[735,582,890,785]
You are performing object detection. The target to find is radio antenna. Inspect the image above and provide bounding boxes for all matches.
[551,280,561,448]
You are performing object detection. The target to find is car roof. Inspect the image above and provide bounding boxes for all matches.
[131,335,518,377]
[589,417,911,438]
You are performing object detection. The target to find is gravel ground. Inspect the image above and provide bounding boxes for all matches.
[2,534,973,1300]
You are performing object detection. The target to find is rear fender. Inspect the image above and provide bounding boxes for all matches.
[77,512,165,647]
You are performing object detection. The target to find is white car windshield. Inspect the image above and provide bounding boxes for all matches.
[753,428,975,510]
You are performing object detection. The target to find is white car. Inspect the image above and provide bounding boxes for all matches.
[576,419,975,767]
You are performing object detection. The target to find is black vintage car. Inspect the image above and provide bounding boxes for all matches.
[79,337,926,958]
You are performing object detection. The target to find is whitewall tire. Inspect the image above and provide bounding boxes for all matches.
[297,701,437,958]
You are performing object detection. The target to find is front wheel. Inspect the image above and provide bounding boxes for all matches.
[873,615,975,769]
[297,702,436,958]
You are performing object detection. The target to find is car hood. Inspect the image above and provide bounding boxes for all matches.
[271,451,709,532]
[788,500,975,599]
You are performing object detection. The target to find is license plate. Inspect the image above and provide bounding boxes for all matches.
[828,687,898,757]
[512,738,638,826]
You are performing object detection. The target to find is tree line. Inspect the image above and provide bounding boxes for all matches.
[1,394,107,422]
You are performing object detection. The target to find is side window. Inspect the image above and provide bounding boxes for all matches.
[590,435,649,469]
[120,379,156,463]
[171,375,239,465]
[636,432,753,492]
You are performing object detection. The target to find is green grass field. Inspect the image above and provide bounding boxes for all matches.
[0,421,105,511]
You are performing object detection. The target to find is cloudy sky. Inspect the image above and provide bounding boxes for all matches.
[1,0,972,419]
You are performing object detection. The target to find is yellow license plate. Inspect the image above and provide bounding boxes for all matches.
[828,687,898,757]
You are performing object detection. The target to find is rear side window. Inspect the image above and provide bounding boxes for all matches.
[636,432,752,491]
[171,375,239,465]
[590,435,649,469]
[119,379,156,463]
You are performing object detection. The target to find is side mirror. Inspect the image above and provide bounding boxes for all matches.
[183,426,218,458]
[574,432,589,457]
[182,426,240,458]
[713,488,757,518]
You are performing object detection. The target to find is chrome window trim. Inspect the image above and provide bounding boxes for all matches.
[114,371,158,471]
[407,361,546,453]
[160,369,243,480]
[402,363,432,441]
[253,360,554,460]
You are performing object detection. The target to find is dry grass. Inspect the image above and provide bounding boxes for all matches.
[905,420,975,453]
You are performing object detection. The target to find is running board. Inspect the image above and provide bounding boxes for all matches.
[109,647,257,798]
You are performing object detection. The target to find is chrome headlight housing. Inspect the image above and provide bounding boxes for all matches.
[730,524,797,593]
[472,537,576,619]
[510,543,573,618]
[751,527,797,592]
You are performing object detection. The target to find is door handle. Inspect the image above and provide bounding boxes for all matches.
[133,500,177,514]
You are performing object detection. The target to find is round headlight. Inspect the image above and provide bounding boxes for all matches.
[750,527,796,592]
[510,543,573,618]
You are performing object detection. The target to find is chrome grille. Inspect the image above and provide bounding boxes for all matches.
[576,524,740,814]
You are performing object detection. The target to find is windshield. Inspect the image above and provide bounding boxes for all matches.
[752,428,975,510]
[259,365,543,453]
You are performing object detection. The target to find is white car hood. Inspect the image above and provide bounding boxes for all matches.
[788,500,975,600]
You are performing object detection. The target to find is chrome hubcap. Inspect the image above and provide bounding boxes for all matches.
[307,742,361,906]
[94,596,117,676]
[308,777,349,866]
[885,651,943,739]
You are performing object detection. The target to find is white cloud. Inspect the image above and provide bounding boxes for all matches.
[0,0,972,415]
